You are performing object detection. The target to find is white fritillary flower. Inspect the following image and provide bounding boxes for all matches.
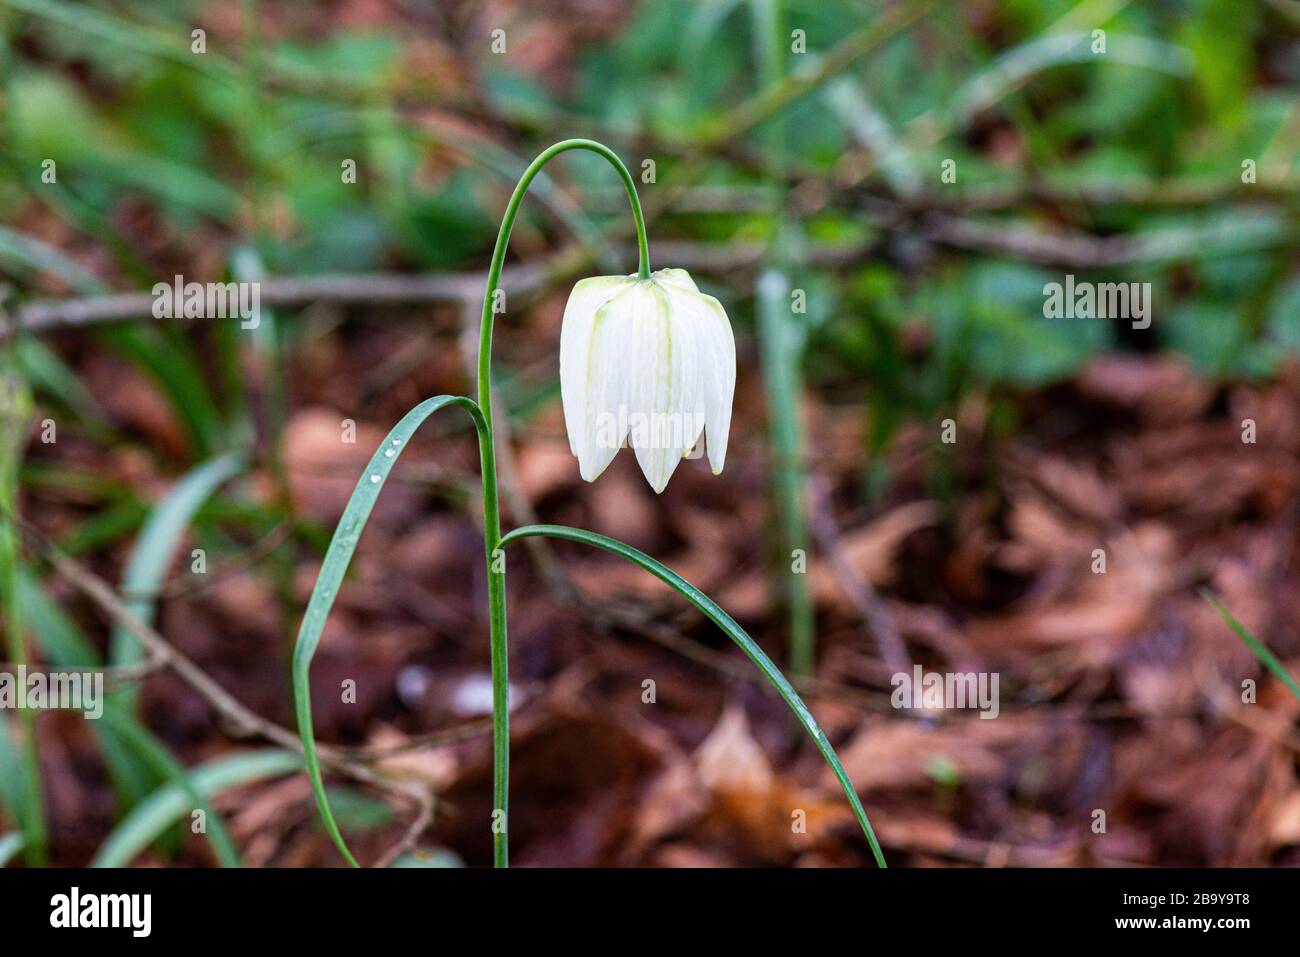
[559,268,736,493]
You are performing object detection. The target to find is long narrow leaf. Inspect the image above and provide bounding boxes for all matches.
[92,749,300,868]
[1202,588,1300,701]
[0,225,107,294]
[13,338,115,439]
[756,268,815,673]
[0,718,26,821]
[96,707,244,868]
[21,573,248,864]
[0,832,23,867]
[100,328,230,459]
[0,361,44,865]
[293,394,487,867]
[109,451,245,679]
[19,571,153,803]
[96,451,245,813]
[946,32,1194,132]
[499,523,887,867]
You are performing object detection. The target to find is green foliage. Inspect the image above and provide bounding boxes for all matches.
[503,523,887,866]
[92,749,300,867]
[1,0,1295,869]
[291,395,488,867]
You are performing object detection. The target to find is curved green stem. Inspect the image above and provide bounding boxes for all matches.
[500,523,887,868]
[477,139,649,868]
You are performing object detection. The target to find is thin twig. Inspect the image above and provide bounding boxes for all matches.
[4,239,880,338]
[0,655,166,692]
[372,790,435,869]
[806,475,912,678]
[4,511,445,820]
[3,268,548,338]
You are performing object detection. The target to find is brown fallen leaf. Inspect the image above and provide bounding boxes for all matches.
[812,500,940,606]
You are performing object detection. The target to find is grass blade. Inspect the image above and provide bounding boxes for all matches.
[0,225,107,294]
[13,338,115,440]
[97,449,243,817]
[92,749,300,867]
[21,571,248,864]
[0,832,23,867]
[945,32,1194,133]
[0,354,44,865]
[109,451,245,686]
[500,522,887,867]
[95,707,244,867]
[0,718,26,821]
[1202,587,1300,701]
[19,571,152,802]
[756,269,815,673]
[99,328,230,459]
[746,0,815,675]
[292,394,487,867]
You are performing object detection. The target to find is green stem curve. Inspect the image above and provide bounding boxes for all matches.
[500,523,887,868]
[476,139,649,868]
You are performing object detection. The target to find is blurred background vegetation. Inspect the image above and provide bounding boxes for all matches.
[0,0,1297,868]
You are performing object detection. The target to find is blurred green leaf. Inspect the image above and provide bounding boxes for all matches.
[92,749,301,868]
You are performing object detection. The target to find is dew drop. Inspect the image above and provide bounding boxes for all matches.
[384,449,395,458]
[369,473,381,484]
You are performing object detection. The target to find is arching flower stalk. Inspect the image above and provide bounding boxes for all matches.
[292,139,885,869]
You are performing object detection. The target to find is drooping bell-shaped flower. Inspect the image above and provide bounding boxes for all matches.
[559,268,735,493]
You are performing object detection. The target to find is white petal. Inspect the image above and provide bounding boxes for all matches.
[578,282,657,483]
[651,267,700,294]
[597,283,692,493]
[660,282,735,474]
[559,275,635,464]
[635,286,704,493]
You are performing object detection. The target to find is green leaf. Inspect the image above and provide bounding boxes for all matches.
[756,269,816,673]
[109,451,245,681]
[292,395,487,867]
[99,328,229,459]
[322,787,396,831]
[94,707,245,868]
[3,0,240,81]
[18,572,155,809]
[0,719,26,823]
[945,32,1193,133]
[92,748,301,868]
[1202,588,1300,701]
[499,523,888,867]
[388,848,464,868]
[13,338,115,439]
[0,225,107,294]
[0,832,24,867]
[97,450,242,814]
[94,447,240,848]
[18,571,100,665]
[20,574,248,863]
